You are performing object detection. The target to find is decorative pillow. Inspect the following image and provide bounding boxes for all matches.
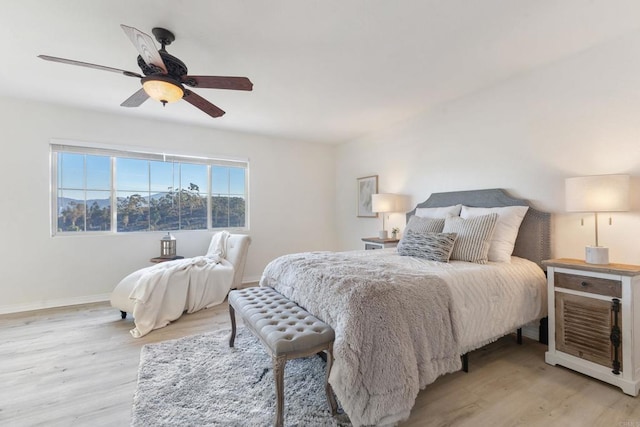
[443,213,498,264]
[460,206,529,263]
[415,204,462,219]
[397,231,458,262]
[404,215,445,234]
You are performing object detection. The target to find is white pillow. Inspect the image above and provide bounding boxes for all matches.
[415,204,462,219]
[460,205,529,263]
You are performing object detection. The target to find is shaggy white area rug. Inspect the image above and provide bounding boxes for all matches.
[132,329,351,426]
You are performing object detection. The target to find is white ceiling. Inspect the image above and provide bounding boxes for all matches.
[1,0,640,144]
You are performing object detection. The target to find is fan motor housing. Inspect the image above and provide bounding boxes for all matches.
[137,51,188,77]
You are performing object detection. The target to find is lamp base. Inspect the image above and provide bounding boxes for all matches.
[378,230,388,239]
[585,246,609,265]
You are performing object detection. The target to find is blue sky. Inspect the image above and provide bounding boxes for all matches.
[58,153,245,201]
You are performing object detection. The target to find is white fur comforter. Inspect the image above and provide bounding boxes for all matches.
[260,249,546,426]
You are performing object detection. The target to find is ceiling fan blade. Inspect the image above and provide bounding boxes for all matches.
[38,55,142,78]
[183,90,225,118]
[120,88,149,107]
[182,76,253,91]
[120,24,167,73]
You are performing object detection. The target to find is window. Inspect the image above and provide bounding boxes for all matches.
[211,166,246,228]
[51,143,248,235]
[57,153,111,232]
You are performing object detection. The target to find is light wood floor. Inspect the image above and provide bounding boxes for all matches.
[1,302,639,427]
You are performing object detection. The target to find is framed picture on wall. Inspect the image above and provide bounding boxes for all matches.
[357,175,378,217]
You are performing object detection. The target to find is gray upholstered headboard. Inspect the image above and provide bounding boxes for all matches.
[406,188,551,270]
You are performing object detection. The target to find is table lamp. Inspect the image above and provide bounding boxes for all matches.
[565,174,630,264]
[371,193,399,239]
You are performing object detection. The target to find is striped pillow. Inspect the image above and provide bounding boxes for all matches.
[404,215,445,234]
[397,230,458,262]
[443,213,498,264]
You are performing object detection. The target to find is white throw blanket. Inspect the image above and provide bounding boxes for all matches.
[128,231,234,338]
[260,251,462,427]
[260,249,547,426]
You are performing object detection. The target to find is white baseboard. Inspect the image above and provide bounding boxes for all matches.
[0,293,111,315]
[242,275,261,285]
[0,277,262,315]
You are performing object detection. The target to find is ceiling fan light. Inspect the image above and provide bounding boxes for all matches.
[142,76,184,104]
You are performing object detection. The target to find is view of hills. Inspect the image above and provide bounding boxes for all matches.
[57,190,245,232]
[57,192,173,212]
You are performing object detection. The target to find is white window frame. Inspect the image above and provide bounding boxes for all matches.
[50,140,249,236]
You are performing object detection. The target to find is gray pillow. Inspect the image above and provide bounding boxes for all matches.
[404,215,445,234]
[398,230,458,262]
[443,213,498,264]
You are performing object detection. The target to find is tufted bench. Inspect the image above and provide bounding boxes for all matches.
[228,286,338,427]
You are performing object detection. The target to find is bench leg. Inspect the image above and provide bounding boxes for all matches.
[517,328,523,345]
[325,344,338,416]
[273,355,287,427]
[228,304,237,348]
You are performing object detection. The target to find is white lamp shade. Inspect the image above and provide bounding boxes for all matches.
[393,195,411,212]
[565,174,630,212]
[371,193,398,213]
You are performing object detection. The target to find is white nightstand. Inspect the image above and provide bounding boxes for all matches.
[361,237,399,250]
[543,258,640,396]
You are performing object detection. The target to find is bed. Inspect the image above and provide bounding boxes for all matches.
[259,189,550,426]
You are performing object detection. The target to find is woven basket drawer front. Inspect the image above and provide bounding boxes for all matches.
[554,272,621,298]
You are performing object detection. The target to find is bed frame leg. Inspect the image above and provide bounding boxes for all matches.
[517,328,522,345]
[461,353,469,373]
[120,311,127,319]
[539,317,548,345]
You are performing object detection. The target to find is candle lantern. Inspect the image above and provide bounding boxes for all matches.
[160,232,177,258]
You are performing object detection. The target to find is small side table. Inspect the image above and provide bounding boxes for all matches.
[543,258,640,396]
[150,255,184,263]
[361,237,399,250]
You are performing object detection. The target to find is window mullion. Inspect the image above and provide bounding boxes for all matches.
[177,163,181,231]
[83,155,88,232]
[227,168,231,228]
[244,166,249,229]
[207,165,212,230]
[111,157,117,232]
[51,152,58,236]
[147,161,151,232]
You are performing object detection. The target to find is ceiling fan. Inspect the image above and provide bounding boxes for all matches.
[39,25,253,118]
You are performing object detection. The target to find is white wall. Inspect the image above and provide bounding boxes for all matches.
[0,97,337,313]
[336,30,640,264]
[6,30,640,314]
